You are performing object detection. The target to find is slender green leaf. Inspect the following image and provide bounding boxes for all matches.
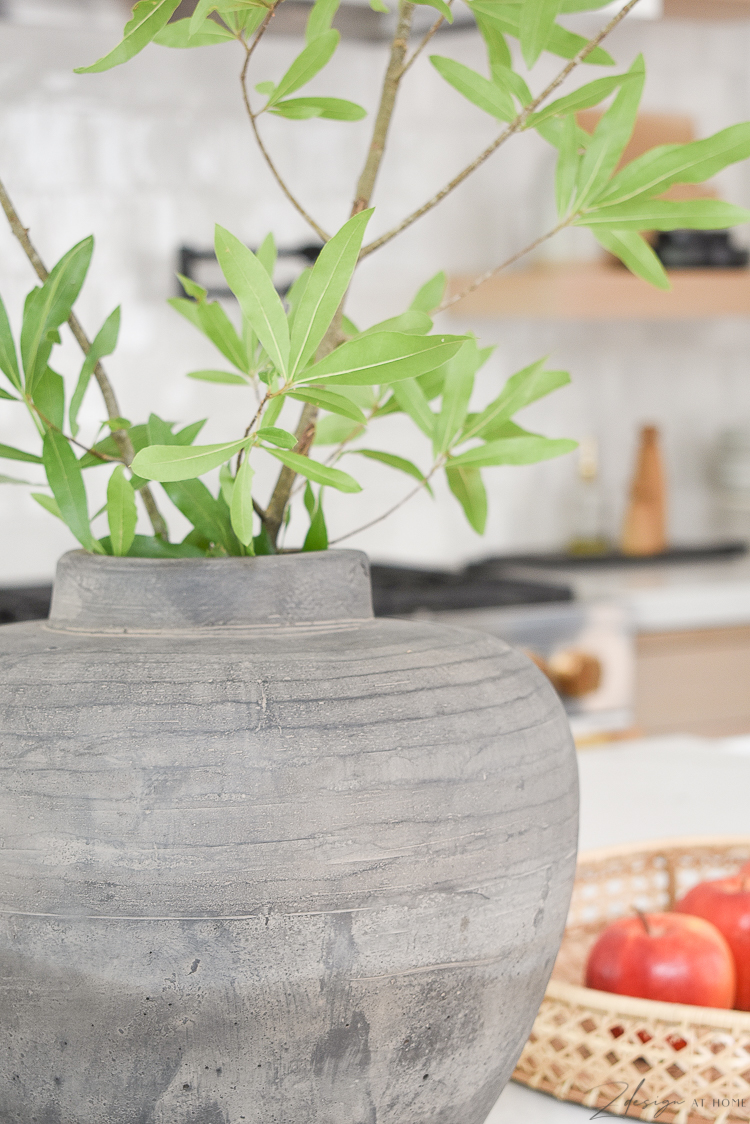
[528,73,634,129]
[430,55,514,122]
[313,414,360,445]
[469,3,614,65]
[286,268,311,332]
[215,226,290,375]
[107,465,137,556]
[132,437,250,481]
[99,533,206,558]
[258,426,297,449]
[414,0,453,22]
[0,387,18,401]
[433,341,481,455]
[153,15,235,45]
[0,442,43,465]
[450,435,577,468]
[162,477,241,554]
[78,423,149,469]
[410,272,446,314]
[169,293,248,372]
[32,492,62,519]
[362,311,433,336]
[446,465,487,533]
[392,378,434,437]
[289,210,372,375]
[492,64,531,106]
[578,199,750,230]
[69,306,120,436]
[307,0,341,41]
[270,97,366,121]
[302,484,328,551]
[256,232,277,279]
[287,387,367,423]
[561,0,615,9]
[474,10,512,69]
[33,368,65,431]
[369,0,389,11]
[0,293,21,391]
[297,332,467,386]
[176,272,207,301]
[593,228,669,290]
[186,369,249,385]
[265,448,361,492]
[75,0,182,73]
[253,524,275,555]
[175,419,208,445]
[555,113,582,217]
[349,449,433,496]
[42,429,98,550]
[574,54,645,207]
[0,472,33,485]
[519,0,563,68]
[230,454,255,547]
[594,123,750,207]
[462,359,569,443]
[268,29,340,105]
[21,237,94,392]
[261,396,285,428]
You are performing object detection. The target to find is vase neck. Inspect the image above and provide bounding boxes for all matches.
[48,550,373,632]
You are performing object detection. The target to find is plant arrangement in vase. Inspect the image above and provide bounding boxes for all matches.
[1,3,750,1123]
[1,0,749,556]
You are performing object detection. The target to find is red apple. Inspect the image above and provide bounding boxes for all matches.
[674,874,750,1010]
[586,912,736,1008]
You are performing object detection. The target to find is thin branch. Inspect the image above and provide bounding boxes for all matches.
[0,176,169,539]
[329,465,439,546]
[359,0,642,258]
[351,0,416,215]
[437,220,569,312]
[240,34,331,244]
[244,1,279,64]
[399,0,454,79]
[29,403,122,463]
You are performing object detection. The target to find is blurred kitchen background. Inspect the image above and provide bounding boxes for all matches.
[3,0,750,741]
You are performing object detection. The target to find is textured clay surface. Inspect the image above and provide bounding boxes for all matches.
[0,550,578,1124]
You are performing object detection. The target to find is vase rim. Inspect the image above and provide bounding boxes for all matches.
[48,549,374,632]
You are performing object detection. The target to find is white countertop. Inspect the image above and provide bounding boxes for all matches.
[513,554,750,632]
[485,733,750,1123]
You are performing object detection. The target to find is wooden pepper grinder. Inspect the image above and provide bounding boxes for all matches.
[621,425,668,555]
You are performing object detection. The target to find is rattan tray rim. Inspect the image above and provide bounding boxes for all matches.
[546,978,750,1030]
[575,833,750,867]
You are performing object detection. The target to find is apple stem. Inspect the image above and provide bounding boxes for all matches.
[635,908,652,936]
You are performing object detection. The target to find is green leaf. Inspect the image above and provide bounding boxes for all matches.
[256,80,276,96]
[554,113,582,217]
[42,429,98,551]
[0,472,33,485]
[75,0,182,73]
[579,199,750,230]
[297,332,467,386]
[492,63,531,106]
[433,340,483,455]
[410,272,446,314]
[0,442,43,465]
[176,272,207,301]
[132,437,250,482]
[574,54,645,208]
[0,387,19,401]
[313,414,360,445]
[449,435,577,468]
[253,524,275,555]
[306,0,341,42]
[265,448,361,492]
[430,56,514,122]
[33,367,65,431]
[174,419,208,446]
[474,10,511,70]
[186,369,249,385]
[31,491,62,519]
[268,29,340,105]
[103,533,207,559]
[261,396,285,428]
[369,0,389,11]
[287,387,366,423]
[519,0,563,68]
[593,228,669,290]
[256,232,277,279]
[469,3,614,66]
[230,454,255,547]
[560,0,615,8]
[289,210,372,376]
[528,73,635,129]
[162,477,241,554]
[594,123,750,207]
[302,484,328,551]
[69,306,121,437]
[258,425,297,449]
[153,15,235,46]
[462,358,568,443]
[361,311,433,336]
[169,293,248,372]
[107,464,137,556]
[392,378,434,438]
[413,0,453,22]
[20,237,94,392]
[0,293,21,391]
[349,449,433,496]
[214,225,290,376]
[270,97,366,121]
[286,268,311,331]
[446,464,487,534]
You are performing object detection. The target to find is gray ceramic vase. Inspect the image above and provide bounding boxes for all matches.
[0,549,578,1124]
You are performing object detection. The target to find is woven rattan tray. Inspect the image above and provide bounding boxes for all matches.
[513,836,750,1124]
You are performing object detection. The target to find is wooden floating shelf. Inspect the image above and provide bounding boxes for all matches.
[446,262,750,321]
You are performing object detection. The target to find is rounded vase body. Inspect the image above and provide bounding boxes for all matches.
[0,550,578,1124]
